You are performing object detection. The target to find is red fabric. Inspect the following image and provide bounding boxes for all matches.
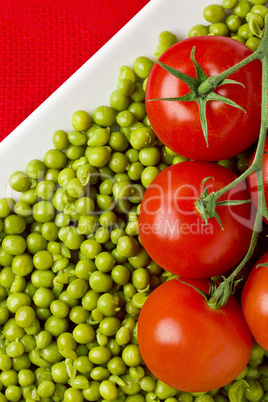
[0,0,150,141]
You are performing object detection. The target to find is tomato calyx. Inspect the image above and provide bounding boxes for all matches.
[195,176,251,230]
[149,46,246,147]
[177,276,242,310]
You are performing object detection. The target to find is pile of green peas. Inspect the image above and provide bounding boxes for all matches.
[188,0,268,52]
[0,1,268,401]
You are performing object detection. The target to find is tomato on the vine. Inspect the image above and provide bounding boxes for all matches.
[138,161,255,278]
[145,36,262,161]
[241,251,268,351]
[138,277,253,392]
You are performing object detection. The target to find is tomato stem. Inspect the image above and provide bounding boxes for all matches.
[206,24,268,309]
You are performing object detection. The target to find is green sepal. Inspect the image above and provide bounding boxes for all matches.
[206,91,247,113]
[148,91,196,103]
[256,263,268,269]
[218,78,246,88]
[190,46,207,82]
[155,59,197,91]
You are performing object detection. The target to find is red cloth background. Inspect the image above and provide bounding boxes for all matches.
[0,0,150,142]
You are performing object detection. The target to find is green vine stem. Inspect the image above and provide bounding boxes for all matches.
[200,23,268,309]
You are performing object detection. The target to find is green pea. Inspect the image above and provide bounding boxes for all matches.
[99,380,118,400]
[117,236,139,258]
[110,90,131,112]
[233,0,252,18]
[117,78,136,96]
[140,376,156,393]
[126,148,140,163]
[31,270,55,289]
[44,167,60,183]
[222,0,238,8]
[131,81,145,102]
[130,127,156,150]
[246,37,260,51]
[87,146,112,168]
[111,265,131,286]
[120,374,141,395]
[44,149,67,169]
[67,278,88,299]
[5,385,22,401]
[37,380,55,398]
[97,293,120,317]
[66,177,87,198]
[26,232,47,254]
[43,316,68,337]
[78,214,99,235]
[251,5,268,19]
[68,130,87,147]
[118,65,136,83]
[71,110,92,131]
[203,4,225,22]
[9,171,32,193]
[82,380,100,401]
[89,271,113,293]
[0,306,9,325]
[238,23,254,39]
[52,129,69,150]
[75,260,96,281]
[19,189,38,206]
[57,167,76,189]
[32,200,55,223]
[109,152,129,173]
[87,127,110,147]
[99,317,121,337]
[209,22,229,36]
[2,234,26,256]
[116,110,135,128]
[73,323,95,344]
[226,14,242,31]
[0,198,14,219]
[15,306,36,328]
[50,362,69,384]
[74,356,93,375]
[90,366,109,382]
[4,214,26,235]
[93,105,117,127]
[49,300,69,318]
[154,30,177,58]
[12,254,33,276]
[80,239,102,259]
[243,379,264,401]
[188,24,209,37]
[64,388,84,402]
[14,200,32,217]
[89,346,112,365]
[133,56,154,79]
[139,147,161,166]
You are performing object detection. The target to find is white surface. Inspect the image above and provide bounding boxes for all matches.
[0,0,218,198]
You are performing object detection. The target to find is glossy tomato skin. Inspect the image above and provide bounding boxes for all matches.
[247,137,268,224]
[138,161,255,278]
[145,36,262,162]
[241,251,268,351]
[138,278,253,392]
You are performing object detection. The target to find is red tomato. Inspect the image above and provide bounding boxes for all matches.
[138,277,253,392]
[138,161,255,278]
[241,251,268,351]
[145,36,262,162]
[247,137,268,224]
